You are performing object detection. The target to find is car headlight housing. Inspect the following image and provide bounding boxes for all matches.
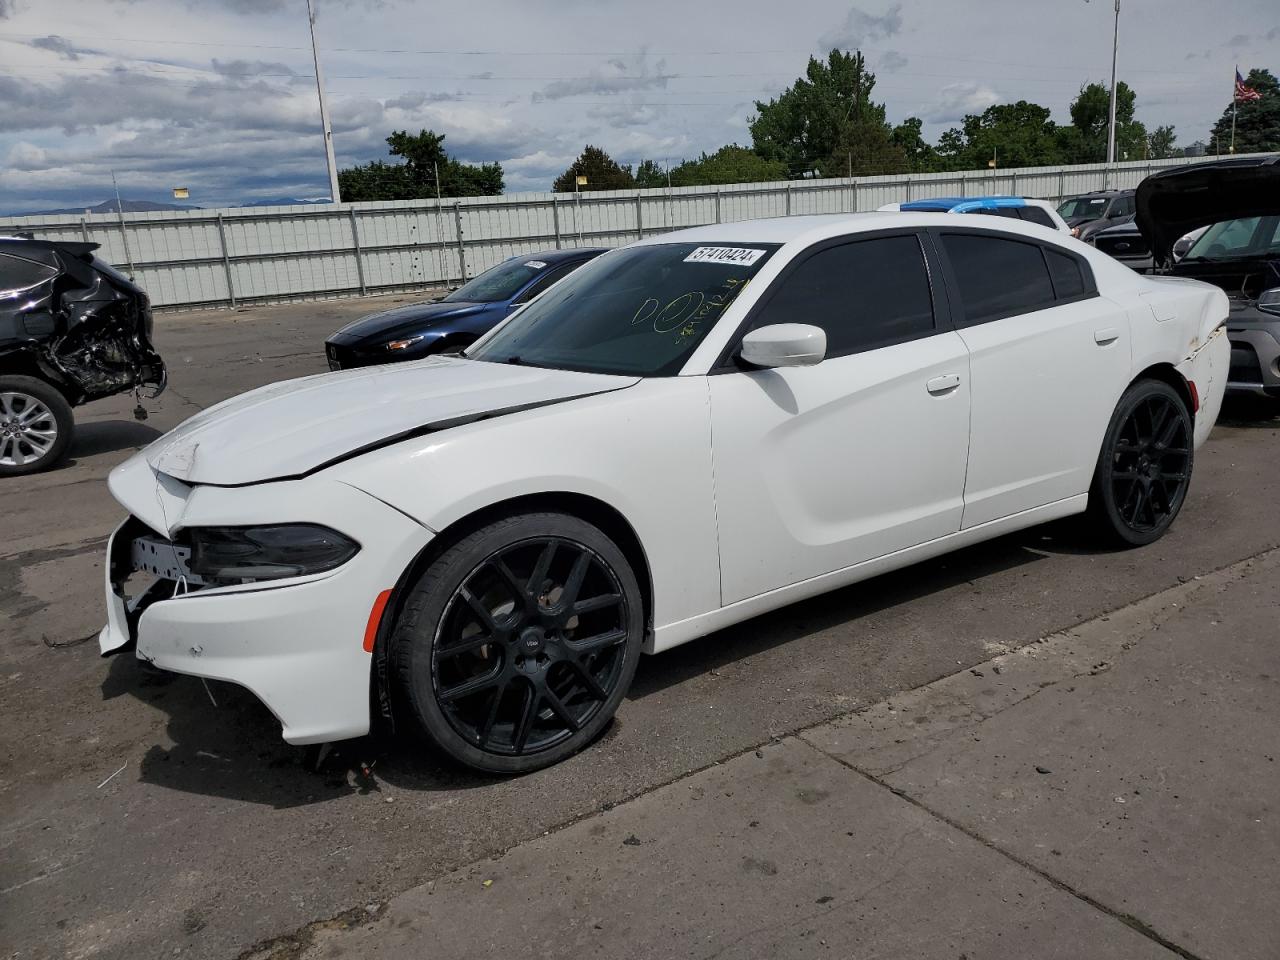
[187,524,359,582]
[1258,288,1280,317]
[385,335,425,352]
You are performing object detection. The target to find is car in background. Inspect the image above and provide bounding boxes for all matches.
[102,213,1227,773]
[0,237,165,476]
[1057,190,1136,241]
[878,196,1069,232]
[1089,217,1151,272]
[325,248,606,370]
[1138,155,1280,398]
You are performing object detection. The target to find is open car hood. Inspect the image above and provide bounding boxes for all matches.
[144,357,637,486]
[1136,156,1280,263]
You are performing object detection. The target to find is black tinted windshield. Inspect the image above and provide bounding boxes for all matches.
[1057,196,1110,219]
[467,242,778,376]
[445,257,551,303]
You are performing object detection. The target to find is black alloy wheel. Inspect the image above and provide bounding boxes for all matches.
[1089,379,1193,546]
[393,512,644,773]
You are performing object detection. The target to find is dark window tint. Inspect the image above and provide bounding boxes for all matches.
[971,207,1022,221]
[1112,195,1135,218]
[1019,207,1057,229]
[513,262,578,303]
[0,253,56,295]
[941,234,1056,325]
[1045,248,1087,299]
[753,235,934,357]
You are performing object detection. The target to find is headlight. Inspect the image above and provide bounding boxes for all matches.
[1258,288,1280,317]
[385,335,425,352]
[187,524,359,581]
[1070,226,1080,238]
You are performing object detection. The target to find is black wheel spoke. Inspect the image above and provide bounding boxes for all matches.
[541,687,581,732]
[572,592,622,616]
[436,631,495,660]
[489,559,528,605]
[512,684,538,752]
[439,668,501,702]
[460,587,497,632]
[558,551,592,610]
[567,658,610,700]
[567,627,628,655]
[528,542,557,594]
[477,685,506,747]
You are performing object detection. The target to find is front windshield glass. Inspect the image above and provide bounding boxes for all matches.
[1183,216,1280,261]
[467,242,779,376]
[445,257,550,303]
[1057,196,1109,219]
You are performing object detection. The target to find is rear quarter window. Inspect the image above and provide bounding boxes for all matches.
[0,253,57,297]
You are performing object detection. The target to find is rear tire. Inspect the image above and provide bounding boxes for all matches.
[1087,379,1193,547]
[391,511,644,774]
[0,376,74,477]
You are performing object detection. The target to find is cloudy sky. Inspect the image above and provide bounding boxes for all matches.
[0,0,1276,213]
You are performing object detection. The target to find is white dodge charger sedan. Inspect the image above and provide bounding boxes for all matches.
[101,213,1228,773]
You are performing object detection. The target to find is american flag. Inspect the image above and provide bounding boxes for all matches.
[1235,69,1262,103]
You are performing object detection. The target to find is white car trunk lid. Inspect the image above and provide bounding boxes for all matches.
[144,356,637,486]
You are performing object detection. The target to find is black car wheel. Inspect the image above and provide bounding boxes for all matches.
[392,511,644,774]
[1088,379,1193,546]
[0,376,74,477]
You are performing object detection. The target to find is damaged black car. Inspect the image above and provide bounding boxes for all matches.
[1138,155,1280,399]
[0,237,166,475]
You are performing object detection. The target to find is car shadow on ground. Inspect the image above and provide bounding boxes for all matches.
[110,525,1074,807]
[59,419,163,468]
[1217,394,1280,428]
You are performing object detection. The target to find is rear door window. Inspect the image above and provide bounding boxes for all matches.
[751,234,935,357]
[1019,207,1058,229]
[939,233,1057,325]
[0,253,57,297]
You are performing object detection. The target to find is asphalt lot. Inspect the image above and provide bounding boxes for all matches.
[2,292,1279,960]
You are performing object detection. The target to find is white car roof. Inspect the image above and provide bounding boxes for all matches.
[634,211,1067,247]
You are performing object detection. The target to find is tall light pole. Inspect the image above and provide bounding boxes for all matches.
[306,0,341,203]
[1104,0,1121,188]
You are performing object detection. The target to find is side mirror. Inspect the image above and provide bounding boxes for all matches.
[739,323,827,369]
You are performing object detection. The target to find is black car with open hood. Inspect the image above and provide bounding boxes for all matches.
[1137,156,1280,397]
[0,237,166,474]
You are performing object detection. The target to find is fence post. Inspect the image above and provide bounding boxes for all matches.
[552,197,562,249]
[959,172,967,197]
[1058,169,1066,201]
[79,216,89,243]
[714,187,722,224]
[904,176,912,203]
[453,202,467,282]
[785,183,792,217]
[348,208,367,296]
[636,193,643,240]
[851,179,859,212]
[215,213,237,309]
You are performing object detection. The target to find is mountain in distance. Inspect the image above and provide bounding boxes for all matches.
[240,197,333,207]
[14,199,202,216]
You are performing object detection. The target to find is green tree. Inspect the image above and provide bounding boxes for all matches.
[891,117,936,172]
[667,145,787,186]
[1210,68,1280,153]
[1060,81,1147,162]
[553,145,635,192]
[338,129,503,201]
[750,49,905,177]
[1147,124,1178,160]
[634,159,669,189]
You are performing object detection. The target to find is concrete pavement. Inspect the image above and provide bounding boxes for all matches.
[280,550,1280,960]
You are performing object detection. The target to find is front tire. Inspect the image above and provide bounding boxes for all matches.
[391,511,644,774]
[1088,379,1193,546]
[0,376,74,477]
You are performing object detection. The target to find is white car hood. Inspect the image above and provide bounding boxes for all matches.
[144,356,637,486]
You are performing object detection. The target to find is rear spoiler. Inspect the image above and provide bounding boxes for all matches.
[0,237,101,262]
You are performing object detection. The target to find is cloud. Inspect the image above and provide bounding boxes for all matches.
[925,82,1000,123]
[532,56,673,102]
[1223,33,1249,47]
[385,90,463,110]
[0,0,17,18]
[819,3,903,52]
[31,35,81,60]
[878,50,908,73]
[210,58,296,78]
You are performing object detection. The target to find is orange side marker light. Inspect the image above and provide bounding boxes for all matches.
[363,589,393,653]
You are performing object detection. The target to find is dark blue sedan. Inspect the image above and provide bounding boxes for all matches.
[325,247,607,370]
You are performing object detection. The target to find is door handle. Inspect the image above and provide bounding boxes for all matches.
[926,374,961,395]
[1094,328,1120,345]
